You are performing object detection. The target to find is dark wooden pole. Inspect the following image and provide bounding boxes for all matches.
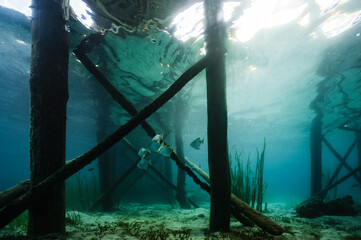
[98,151,114,210]
[357,132,361,178]
[204,0,231,231]
[310,116,322,196]
[28,0,68,236]
[174,99,190,209]
[96,102,114,211]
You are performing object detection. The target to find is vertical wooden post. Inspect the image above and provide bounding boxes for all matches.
[28,0,69,235]
[164,156,174,204]
[204,0,231,231]
[357,132,361,178]
[310,116,322,196]
[96,102,114,211]
[174,100,190,208]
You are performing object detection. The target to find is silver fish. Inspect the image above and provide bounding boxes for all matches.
[190,137,204,150]
[138,147,150,158]
[158,143,173,157]
[152,134,163,143]
[149,141,161,152]
[150,134,163,152]
[137,157,151,170]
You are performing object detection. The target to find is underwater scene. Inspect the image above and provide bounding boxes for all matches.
[1,0,361,239]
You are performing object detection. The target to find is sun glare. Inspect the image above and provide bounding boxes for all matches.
[171,0,360,43]
[70,0,94,29]
[0,0,31,16]
[320,9,361,38]
[0,0,360,42]
[0,0,94,29]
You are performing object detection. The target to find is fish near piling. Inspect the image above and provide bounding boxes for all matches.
[190,137,204,150]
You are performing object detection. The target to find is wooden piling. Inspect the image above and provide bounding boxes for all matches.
[175,98,190,209]
[357,133,361,178]
[28,0,69,235]
[310,116,322,196]
[204,0,231,231]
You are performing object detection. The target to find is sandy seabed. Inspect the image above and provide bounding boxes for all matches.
[64,203,361,240]
[2,203,361,239]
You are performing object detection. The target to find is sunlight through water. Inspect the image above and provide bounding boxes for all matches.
[171,0,360,43]
[0,0,94,29]
[1,0,359,41]
[0,0,31,16]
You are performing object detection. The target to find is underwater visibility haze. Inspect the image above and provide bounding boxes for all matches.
[0,0,361,239]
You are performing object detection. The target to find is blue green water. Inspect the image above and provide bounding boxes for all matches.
[0,1,361,210]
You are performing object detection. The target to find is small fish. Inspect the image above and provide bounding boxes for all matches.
[150,141,161,152]
[150,134,163,152]
[137,157,151,170]
[351,184,360,188]
[190,137,204,150]
[138,147,150,158]
[158,143,173,157]
[152,134,163,143]
[88,168,94,172]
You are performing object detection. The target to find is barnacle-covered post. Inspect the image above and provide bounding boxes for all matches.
[28,0,69,236]
[204,0,231,231]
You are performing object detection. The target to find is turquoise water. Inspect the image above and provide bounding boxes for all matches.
[0,0,361,212]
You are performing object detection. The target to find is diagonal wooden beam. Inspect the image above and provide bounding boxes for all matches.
[184,157,284,235]
[324,136,358,188]
[121,138,199,208]
[113,169,145,201]
[91,160,139,210]
[338,125,361,133]
[322,136,361,185]
[73,44,215,200]
[73,48,156,137]
[317,166,361,199]
[0,180,30,209]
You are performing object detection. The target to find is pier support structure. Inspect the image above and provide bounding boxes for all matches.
[174,98,190,209]
[96,102,114,211]
[309,79,361,198]
[28,0,69,235]
[204,0,231,231]
[357,132,361,177]
[310,115,323,196]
